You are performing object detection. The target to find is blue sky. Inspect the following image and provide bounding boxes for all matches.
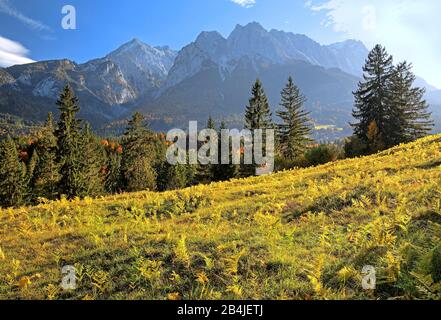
[0,0,440,87]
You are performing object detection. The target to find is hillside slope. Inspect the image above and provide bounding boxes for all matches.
[0,135,440,300]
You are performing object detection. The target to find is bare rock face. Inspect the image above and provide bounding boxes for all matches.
[165,22,369,90]
[0,68,15,85]
[102,39,177,94]
[326,39,370,76]
[0,40,178,125]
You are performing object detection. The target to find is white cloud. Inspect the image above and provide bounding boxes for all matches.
[0,0,51,32]
[306,0,441,88]
[231,0,256,8]
[0,36,35,67]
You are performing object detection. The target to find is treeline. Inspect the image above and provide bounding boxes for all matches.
[0,75,313,208]
[0,44,433,208]
[223,44,433,167]
[0,113,40,138]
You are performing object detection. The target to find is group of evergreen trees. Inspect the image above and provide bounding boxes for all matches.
[0,86,182,208]
[195,117,238,183]
[0,43,434,208]
[245,77,312,160]
[0,76,312,208]
[348,44,433,155]
[189,76,313,181]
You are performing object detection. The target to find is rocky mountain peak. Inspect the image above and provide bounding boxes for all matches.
[92,38,178,95]
[0,22,389,132]
[196,31,226,43]
[230,22,267,35]
[194,31,227,62]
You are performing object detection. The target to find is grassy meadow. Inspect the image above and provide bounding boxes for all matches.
[0,134,440,300]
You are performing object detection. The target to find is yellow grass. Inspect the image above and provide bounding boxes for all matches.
[1,134,440,300]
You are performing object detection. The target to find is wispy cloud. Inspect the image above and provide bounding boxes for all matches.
[305,0,441,88]
[231,0,256,8]
[0,35,35,67]
[0,0,51,32]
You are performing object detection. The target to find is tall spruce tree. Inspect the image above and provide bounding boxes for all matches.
[352,44,395,151]
[81,123,104,196]
[25,149,38,202]
[31,113,60,200]
[245,79,273,130]
[276,76,312,160]
[0,136,26,207]
[243,80,273,176]
[207,116,216,131]
[388,62,433,143]
[55,85,85,199]
[105,150,123,194]
[211,121,237,182]
[196,116,217,184]
[121,112,158,192]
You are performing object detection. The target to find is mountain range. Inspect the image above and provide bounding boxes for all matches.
[0,22,439,138]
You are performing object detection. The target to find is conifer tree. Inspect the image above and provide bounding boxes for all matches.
[156,130,197,191]
[105,150,123,194]
[243,79,273,176]
[388,62,433,143]
[352,44,395,151]
[81,123,104,196]
[55,85,85,199]
[276,76,312,160]
[197,116,217,184]
[0,136,26,207]
[31,113,60,200]
[207,116,216,131]
[121,112,159,192]
[352,46,433,154]
[25,149,38,201]
[245,79,273,130]
[158,162,195,191]
[211,121,237,181]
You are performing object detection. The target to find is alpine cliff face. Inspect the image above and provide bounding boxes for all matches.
[0,68,14,85]
[0,42,177,125]
[164,22,368,91]
[140,22,367,133]
[4,21,426,135]
[101,39,177,95]
[326,40,369,76]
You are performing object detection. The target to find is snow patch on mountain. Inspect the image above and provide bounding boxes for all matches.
[165,22,369,89]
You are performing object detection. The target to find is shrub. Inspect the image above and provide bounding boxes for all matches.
[344,135,367,158]
[274,155,307,171]
[305,144,341,167]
